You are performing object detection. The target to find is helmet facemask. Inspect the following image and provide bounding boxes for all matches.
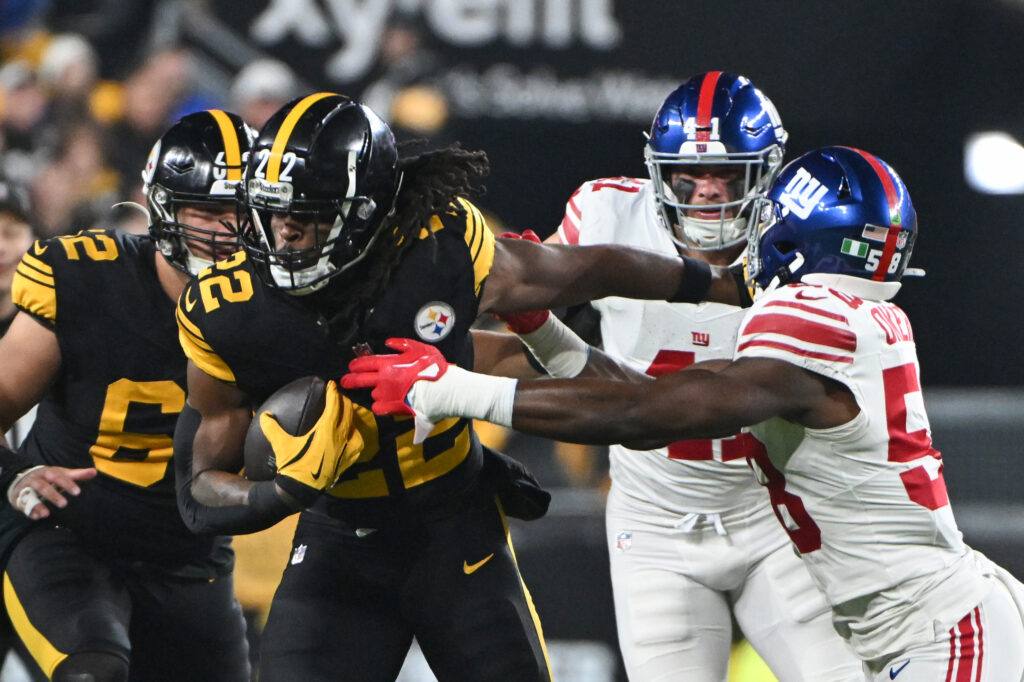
[744,196,801,296]
[646,142,784,251]
[239,174,392,295]
[147,183,240,276]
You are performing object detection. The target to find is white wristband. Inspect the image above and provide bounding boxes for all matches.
[410,366,518,428]
[7,465,45,517]
[518,314,590,378]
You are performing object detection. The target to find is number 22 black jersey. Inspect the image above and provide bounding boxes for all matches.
[177,198,495,528]
[12,229,230,574]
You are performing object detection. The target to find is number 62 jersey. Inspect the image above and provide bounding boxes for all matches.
[11,229,229,573]
[736,282,992,656]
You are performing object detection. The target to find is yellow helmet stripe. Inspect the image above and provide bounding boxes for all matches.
[267,92,335,182]
[208,109,243,182]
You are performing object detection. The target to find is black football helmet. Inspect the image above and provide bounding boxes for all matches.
[143,110,255,275]
[237,92,400,294]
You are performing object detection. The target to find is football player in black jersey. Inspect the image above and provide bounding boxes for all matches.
[173,93,718,682]
[0,110,254,682]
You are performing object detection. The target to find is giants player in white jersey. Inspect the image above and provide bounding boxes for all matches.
[544,72,861,680]
[344,146,1024,682]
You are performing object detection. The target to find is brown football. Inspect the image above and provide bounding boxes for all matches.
[243,376,327,481]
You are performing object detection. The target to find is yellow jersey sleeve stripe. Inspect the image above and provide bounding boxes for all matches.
[458,199,481,254]
[4,573,67,677]
[12,264,57,323]
[21,250,53,275]
[458,199,495,296]
[174,306,215,354]
[14,260,54,288]
[208,109,243,182]
[267,93,334,182]
[177,328,236,384]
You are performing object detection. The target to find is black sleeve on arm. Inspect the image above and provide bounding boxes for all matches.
[728,262,754,308]
[666,256,712,303]
[174,404,294,535]
[0,444,36,494]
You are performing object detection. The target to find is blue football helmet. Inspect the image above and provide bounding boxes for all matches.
[645,72,787,250]
[746,146,918,300]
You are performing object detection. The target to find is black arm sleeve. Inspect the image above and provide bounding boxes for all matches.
[174,405,295,535]
[0,444,37,495]
[666,256,712,303]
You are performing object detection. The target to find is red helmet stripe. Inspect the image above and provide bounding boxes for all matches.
[696,71,722,142]
[847,147,902,281]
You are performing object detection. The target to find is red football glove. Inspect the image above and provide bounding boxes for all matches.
[341,338,449,418]
[495,230,550,334]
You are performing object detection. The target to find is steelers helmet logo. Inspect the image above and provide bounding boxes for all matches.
[415,301,456,341]
[142,140,161,185]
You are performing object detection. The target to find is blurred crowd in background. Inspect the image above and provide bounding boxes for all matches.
[2,19,294,239]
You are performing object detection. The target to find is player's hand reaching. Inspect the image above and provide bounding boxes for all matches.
[342,338,450,444]
[343,338,518,444]
[495,230,550,333]
[261,380,363,507]
[7,465,98,520]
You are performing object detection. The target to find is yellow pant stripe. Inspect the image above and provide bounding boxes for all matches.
[3,571,67,677]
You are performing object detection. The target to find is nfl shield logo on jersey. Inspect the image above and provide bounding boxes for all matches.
[615,531,632,552]
[415,301,456,341]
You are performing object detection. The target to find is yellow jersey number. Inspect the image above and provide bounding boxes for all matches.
[58,231,119,262]
[197,251,254,312]
[89,378,186,486]
[327,414,471,499]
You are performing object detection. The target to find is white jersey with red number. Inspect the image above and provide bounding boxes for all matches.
[736,282,994,655]
[557,177,768,516]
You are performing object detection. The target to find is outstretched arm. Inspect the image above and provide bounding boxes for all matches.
[479,237,744,314]
[343,343,858,448]
[503,359,815,448]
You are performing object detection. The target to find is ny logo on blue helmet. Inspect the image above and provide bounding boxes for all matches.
[746,146,918,301]
[645,72,787,251]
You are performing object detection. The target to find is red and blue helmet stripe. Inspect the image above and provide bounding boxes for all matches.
[748,146,917,290]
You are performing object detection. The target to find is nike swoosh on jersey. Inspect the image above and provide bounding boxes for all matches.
[794,290,827,301]
[463,553,494,575]
[889,660,910,679]
[184,290,198,312]
[34,243,48,255]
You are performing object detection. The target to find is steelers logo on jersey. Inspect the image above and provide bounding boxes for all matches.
[415,301,456,341]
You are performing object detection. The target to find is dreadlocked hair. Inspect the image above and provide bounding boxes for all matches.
[326,143,490,339]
